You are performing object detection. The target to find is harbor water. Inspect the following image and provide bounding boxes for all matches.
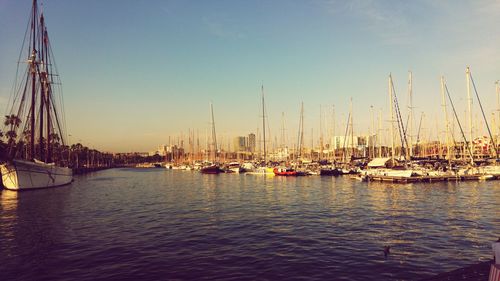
[1,168,498,280]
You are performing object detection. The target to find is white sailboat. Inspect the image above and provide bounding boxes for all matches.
[1,0,73,190]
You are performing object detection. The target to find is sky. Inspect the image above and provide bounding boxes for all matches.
[0,0,499,152]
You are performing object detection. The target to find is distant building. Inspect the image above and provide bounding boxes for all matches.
[248,133,256,152]
[233,136,247,152]
[164,145,185,162]
[330,135,374,150]
[149,145,170,156]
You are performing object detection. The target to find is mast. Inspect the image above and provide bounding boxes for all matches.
[210,102,217,162]
[370,105,374,159]
[41,14,52,163]
[408,71,413,158]
[261,85,266,163]
[416,112,424,157]
[349,98,354,159]
[443,80,475,164]
[37,11,46,161]
[389,74,395,165]
[280,112,286,158]
[341,112,350,163]
[378,109,382,157]
[466,66,473,162]
[297,102,304,160]
[469,69,498,159]
[332,105,336,162]
[440,76,451,165]
[320,105,323,160]
[29,0,38,160]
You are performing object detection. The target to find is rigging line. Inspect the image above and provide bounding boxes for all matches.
[46,35,68,144]
[403,114,410,142]
[8,67,28,117]
[13,76,30,134]
[8,65,29,120]
[6,5,33,115]
[416,113,423,144]
[51,95,65,146]
[391,80,408,158]
[342,112,350,162]
[444,83,475,164]
[469,73,498,158]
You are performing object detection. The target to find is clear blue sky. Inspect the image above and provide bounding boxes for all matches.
[1,0,499,152]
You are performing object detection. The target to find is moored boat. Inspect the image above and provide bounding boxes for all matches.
[200,164,221,174]
[1,0,73,190]
[274,167,297,176]
[223,162,241,173]
[1,159,72,190]
[320,166,342,176]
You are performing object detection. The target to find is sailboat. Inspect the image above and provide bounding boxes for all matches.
[200,102,221,174]
[0,0,73,190]
[246,85,274,176]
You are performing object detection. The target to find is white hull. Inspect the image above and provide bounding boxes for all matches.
[363,168,413,178]
[1,159,73,190]
[246,167,275,176]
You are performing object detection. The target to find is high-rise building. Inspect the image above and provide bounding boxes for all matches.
[248,133,256,152]
[233,136,247,152]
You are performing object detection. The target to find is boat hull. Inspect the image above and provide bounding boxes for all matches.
[320,168,342,176]
[1,159,73,190]
[200,165,221,174]
[274,167,301,176]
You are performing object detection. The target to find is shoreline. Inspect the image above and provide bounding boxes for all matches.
[72,166,113,175]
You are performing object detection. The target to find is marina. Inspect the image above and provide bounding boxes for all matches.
[0,1,499,280]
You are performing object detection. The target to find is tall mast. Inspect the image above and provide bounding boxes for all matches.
[280,112,286,150]
[41,14,52,163]
[378,109,382,158]
[320,105,323,160]
[370,105,374,159]
[466,66,473,162]
[210,102,217,162]
[38,11,45,161]
[311,128,314,160]
[261,85,266,163]
[349,98,354,159]
[440,76,451,165]
[408,71,413,158]
[389,74,395,165]
[332,105,336,162]
[30,0,38,160]
[297,102,304,160]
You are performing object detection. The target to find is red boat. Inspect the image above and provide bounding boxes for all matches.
[273,167,297,176]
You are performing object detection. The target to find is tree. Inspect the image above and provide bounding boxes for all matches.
[4,114,21,131]
[4,115,21,155]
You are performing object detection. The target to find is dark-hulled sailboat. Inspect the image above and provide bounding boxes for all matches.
[200,102,221,174]
[1,0,73,190]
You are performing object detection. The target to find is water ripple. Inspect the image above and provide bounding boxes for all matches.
[1,169,499,280]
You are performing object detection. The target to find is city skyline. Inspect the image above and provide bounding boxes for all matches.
[1,0,499,152]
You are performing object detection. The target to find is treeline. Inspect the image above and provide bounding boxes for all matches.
[0,115,114,168]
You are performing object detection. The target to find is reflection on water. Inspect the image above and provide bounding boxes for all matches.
[0,168,499,281]
[0,190,18,260]
[1,189,18,212]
